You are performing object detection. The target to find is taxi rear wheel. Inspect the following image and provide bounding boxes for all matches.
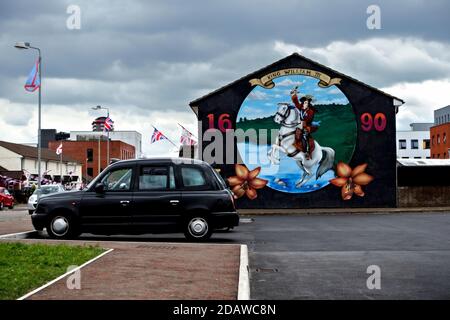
[184,216,212,241]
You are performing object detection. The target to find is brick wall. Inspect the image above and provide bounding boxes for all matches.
[48,140,135,181]
[430,123,450,159]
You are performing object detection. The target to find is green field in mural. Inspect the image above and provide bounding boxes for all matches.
[236,103,357,164]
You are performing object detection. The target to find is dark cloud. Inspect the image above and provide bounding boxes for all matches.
[0,0,449,154]
[1,0,449,78]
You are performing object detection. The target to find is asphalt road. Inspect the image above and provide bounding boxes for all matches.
[8,209,450,299]
[237,213,450,300]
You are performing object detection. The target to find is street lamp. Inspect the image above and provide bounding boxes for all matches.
[15,42,42,189]
[92,105,110,165]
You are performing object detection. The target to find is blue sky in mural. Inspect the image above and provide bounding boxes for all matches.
[238,75,349,121]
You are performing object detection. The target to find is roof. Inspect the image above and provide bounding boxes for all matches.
[434,105,450,113]
[430,122,450,129]
[71,130,142,134]
[397,159,450,166]
[0,170,24,180]
[189,52,404,109]
[110,157,207,166]
[0,141,80,163]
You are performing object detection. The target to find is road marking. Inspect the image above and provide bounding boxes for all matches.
[237,244,250,300]
[0,230,37,239]
[17,248,114,300]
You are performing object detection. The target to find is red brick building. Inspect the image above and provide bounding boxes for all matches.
[48,139,135,182]
[430,123,450,159]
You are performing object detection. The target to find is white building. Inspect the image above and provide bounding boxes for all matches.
[70,130,142,158]
[0,141,82,182]
[396,123,432,159]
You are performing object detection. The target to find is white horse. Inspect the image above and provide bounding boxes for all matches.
[267,103,335,188]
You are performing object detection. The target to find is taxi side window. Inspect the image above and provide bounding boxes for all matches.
[181,166,207,188]
[139,166,175,190]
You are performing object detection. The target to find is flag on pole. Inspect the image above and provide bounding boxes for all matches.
[56,143,63,155]
[179,124,197,146]
[151,127,168,144]
[103,117,114,132]
[24,59,40,92]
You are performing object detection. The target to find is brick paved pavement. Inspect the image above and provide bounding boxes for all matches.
[1,207,242,300]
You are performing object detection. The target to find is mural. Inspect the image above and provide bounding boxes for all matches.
[235,71,357,195]
[193,54,399,208]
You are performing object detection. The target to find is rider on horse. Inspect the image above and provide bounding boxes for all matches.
[290,86,318,160]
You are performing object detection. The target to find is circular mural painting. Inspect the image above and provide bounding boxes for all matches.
[236,74,357,193]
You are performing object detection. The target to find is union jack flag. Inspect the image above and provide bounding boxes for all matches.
[180,127,197,146]
[151,127,167,143]
[104,117,114,132]
[24,59,40,92]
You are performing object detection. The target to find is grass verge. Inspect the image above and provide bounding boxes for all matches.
[0,242,104,300]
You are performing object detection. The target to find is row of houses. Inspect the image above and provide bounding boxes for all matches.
[0,123,142,188]
[0,140,82,186]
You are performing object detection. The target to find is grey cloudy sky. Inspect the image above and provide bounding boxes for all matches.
[1,0,449,155]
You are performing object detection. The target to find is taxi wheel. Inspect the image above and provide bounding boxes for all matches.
[184,216,212,241]
[46,214,78,240]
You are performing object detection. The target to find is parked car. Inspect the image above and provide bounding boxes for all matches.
[31,158,239,241]
[0,187,15,210]
[27,184,66,214]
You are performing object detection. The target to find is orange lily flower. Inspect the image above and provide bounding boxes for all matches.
[227,164,268,200]
[330,162,374,200]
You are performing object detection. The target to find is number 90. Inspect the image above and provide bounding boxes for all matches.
[360,113,386,132]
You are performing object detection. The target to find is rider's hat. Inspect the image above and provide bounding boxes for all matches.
[300,95,314,103]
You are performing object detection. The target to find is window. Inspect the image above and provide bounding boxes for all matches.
[444,133,447,144]
[181,167,207,187]
[87,168,93,177]
[437,135,441,144]
[423,139,430,149]
[139,166,175,190]
[411,139,418,149]
[100,168,132,191]
[87,149,93,162]
[432,135,435,146]
[414,157,421,159]
[399,139,407,149]
[401,157,409,159]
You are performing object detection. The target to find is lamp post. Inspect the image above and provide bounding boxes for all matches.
[15,42,42,189]
[92,105,110,165]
